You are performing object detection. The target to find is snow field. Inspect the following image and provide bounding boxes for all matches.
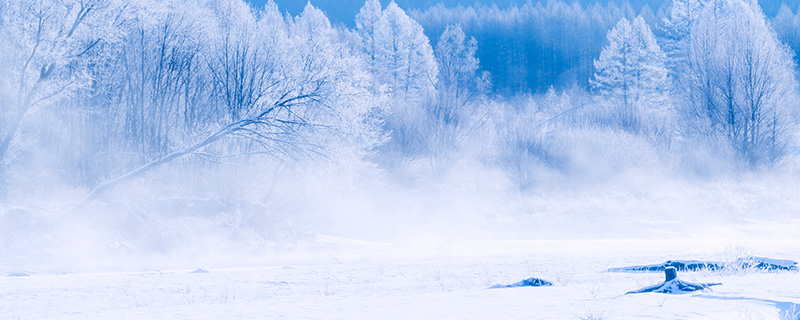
[1,239,798,319]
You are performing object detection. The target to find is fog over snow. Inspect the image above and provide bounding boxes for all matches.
[1,0,800,319]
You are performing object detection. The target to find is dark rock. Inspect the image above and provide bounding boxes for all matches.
[735,257,797,271]
[608,260,723,272]
[489,277,553,289]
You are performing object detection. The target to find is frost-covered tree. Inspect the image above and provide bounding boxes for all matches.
[382,1,437,97]
[355,0,439,168]
[591,16,669,131]
[74,1,382,203]
[677,0,798,167]
[661,0,702,71]
[0,0,128,197]
[771,4,800,65]
[111,2,214,164]
[425,24,490,174]
[287,3,383,169]
[355,0,387,79]
[434,25,489,122]
[356,0,436,98]
[207,0,277,123]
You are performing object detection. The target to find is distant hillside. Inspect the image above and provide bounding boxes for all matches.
[255,0,799,25]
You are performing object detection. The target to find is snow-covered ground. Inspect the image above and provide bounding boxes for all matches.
[2,238,799,319]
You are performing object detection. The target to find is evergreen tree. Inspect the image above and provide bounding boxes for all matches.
[356,0,439,167]
[592,16,669,129]
[382,1,437,98]
[354,0,437,98]
[355,0,387,79]
[434,24,482,123]
[661,0,702,71]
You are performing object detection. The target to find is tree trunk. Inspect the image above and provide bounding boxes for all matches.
[664,266,677,281]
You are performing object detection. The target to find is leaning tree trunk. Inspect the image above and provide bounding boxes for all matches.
[68,93,316,212]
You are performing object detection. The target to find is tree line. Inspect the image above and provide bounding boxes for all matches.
[0,0,796,207]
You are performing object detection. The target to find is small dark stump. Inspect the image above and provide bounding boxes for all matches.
[489,277,553,289]
[664,266,677,281]
[626,266,721,295]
